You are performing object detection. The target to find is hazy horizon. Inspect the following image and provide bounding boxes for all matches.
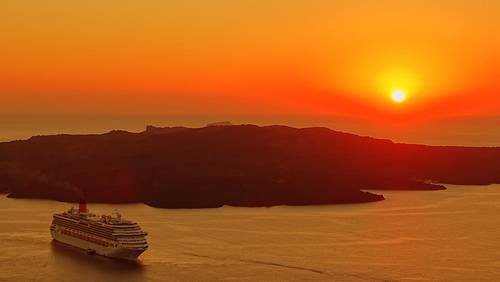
[2,114,499,147]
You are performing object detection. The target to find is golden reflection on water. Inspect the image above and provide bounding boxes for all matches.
[1,184,500,281]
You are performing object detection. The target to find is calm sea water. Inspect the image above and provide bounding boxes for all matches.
[1,185,500,281]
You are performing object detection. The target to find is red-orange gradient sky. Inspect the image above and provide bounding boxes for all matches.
[1,1,499,135]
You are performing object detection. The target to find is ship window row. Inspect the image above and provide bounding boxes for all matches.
[111,228,142,233]
[54,221,115,240]
[60,228,115,247]
[119,243,148,248]
[78,221,114,232]
[54,218,113,233]
[54,216,115,232]
[55,220,112,235]
[116,234,145,238]
[122,246,149,250]
[112,230,145,234]
[111,227,141,230]
[118,238,146,241]
[108,224,140,229]
[120,243,148,247]
[113,231,146,236]
[55,222,112,236]
[116,236,147,240]
[53,218,113,233]
[117,239,147,243]
[82,224,114,234]
[117,237,147,242]
[111,228,143,232]
[54,215,79,223]
[118,239,147,243]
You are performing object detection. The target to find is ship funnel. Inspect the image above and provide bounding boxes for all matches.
[79,202,88,213]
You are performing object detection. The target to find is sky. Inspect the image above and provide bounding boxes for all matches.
[1,1,499,144]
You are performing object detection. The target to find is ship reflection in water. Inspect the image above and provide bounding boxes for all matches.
[50,240,145,279]
[1,184,500,281]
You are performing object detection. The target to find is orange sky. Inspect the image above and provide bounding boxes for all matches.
[1,0,500,123]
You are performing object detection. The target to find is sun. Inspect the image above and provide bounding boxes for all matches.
[391,90,406,103]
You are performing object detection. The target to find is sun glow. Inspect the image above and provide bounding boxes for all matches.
[391,90,406,103]
[372,66,420,107]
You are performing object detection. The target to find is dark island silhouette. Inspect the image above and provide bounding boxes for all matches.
[0,124,499,208]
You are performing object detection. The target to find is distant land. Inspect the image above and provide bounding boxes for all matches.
[2,115,500,147]
[0,124,499,208]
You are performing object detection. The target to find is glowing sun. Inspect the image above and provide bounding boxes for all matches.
[391,90,406,103]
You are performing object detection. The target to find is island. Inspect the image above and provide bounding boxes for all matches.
[0,125,499,208]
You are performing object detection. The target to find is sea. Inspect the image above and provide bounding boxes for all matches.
[1,184,500,281]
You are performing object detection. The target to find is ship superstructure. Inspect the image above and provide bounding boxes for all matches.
[50,203,148,260]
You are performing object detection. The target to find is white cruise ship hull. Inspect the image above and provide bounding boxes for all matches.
[51,230,145,260]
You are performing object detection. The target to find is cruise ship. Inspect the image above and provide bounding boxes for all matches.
[50,203,148,260]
